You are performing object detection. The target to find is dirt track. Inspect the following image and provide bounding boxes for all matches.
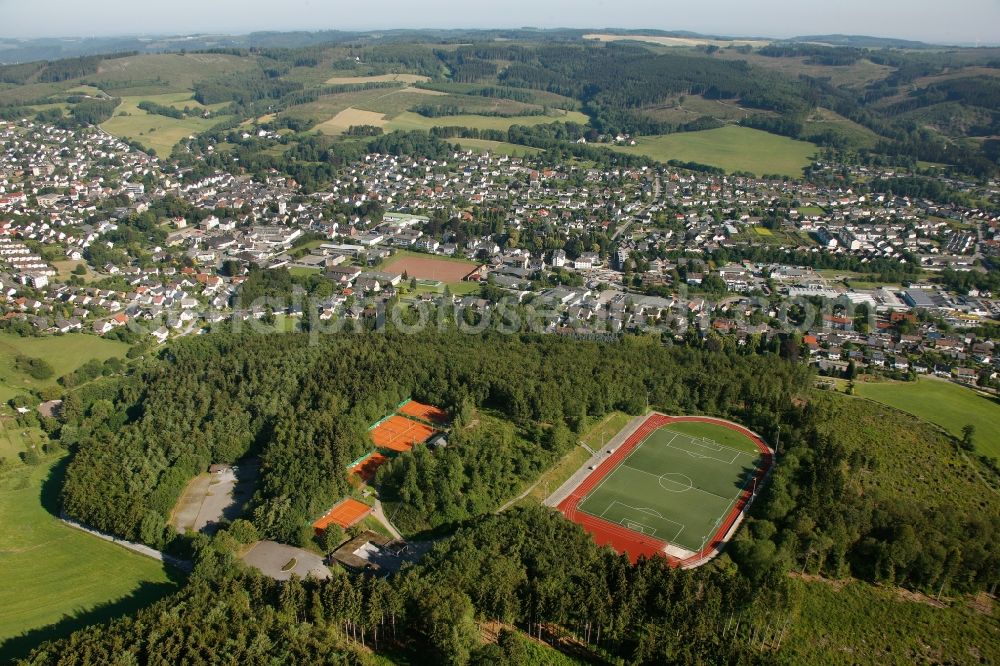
[382,255,477,282]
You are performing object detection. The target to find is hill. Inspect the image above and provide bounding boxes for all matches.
[854,377,1000,460]
[612,126,818,177]
[0,31,997,178]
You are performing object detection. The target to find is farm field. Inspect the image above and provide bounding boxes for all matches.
[854,377,1000,459]
[386,109,589,132]
[454,138,543,157]
[612,126,818,177]
[0,332,130,404]
[101,94,231,157]
[0,457,180,662]
[289,86,556,133]
[574,420,765,553]
[314,107,387,134]
[583,33,770,48]
[381,251,479,283]
[415,81,581,109]
[325,73,430,85]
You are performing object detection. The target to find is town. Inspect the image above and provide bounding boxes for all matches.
[3,116,999,389]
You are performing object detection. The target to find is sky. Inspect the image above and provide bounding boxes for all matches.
[2,0,999,45]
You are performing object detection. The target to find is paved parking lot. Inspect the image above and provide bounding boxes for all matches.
[242,541,331,581]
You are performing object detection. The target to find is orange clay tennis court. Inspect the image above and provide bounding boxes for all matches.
[351,452,388,482]
[371,415,439,452]
[398,400,450,425]
[313,498,372,534]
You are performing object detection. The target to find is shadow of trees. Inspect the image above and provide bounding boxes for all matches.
[0,574,182,663]
[0,455,185,662]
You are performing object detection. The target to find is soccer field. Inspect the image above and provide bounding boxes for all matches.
[576,426,762,552]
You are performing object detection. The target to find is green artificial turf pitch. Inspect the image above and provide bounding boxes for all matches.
[576,426,762,552]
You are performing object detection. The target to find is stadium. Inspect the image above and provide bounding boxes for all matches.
[556,413,772,566]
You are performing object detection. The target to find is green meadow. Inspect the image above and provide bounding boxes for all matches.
[0,457,181,662]
[386,110,589,133]
[855,377,1000,459]
[101,94,232,157]
[613,126,818,177]
[0,333,130,405]
[454,138,543,157]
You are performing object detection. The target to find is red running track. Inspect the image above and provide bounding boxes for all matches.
[557,414,773,566]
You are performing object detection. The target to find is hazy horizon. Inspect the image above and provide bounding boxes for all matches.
[3,0,999,46]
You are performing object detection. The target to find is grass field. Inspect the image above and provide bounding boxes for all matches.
[287,266,322,277]
[612,126,818,177]
[854,378,1000,459]
[51,259,98,282]
[101,94,232,157]
[0,332,130,404]
[386,110,589,132]
[576,424,763,552]
[0,419,47,464]
[714,50,893,89]
[0,457,180,661]
[454,138,543,157]
[519,412,633,507]
[659,421,761,454]
[640,95,771,125]
[783,577,1000,665]
[803,108,882,149]
[814,392,1000,514]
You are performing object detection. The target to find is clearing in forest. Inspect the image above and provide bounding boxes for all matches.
[559,414,770,564]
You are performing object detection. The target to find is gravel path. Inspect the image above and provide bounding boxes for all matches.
[542,413,648,508]
[60,514,192,572]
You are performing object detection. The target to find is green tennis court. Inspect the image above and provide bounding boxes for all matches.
[576,425,763,552]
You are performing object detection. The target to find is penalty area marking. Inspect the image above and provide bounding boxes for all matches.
[600,500,686,543]
[664,435,743,465]
[622,519,657,535]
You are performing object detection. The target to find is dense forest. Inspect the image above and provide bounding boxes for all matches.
[56,326,1000,594]
[22,506,788,665]
[18,322,1000,663]
[60,329,810,548]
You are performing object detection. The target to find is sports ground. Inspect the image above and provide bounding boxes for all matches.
[558,414,772,565]
[346,400,450,483]
[313,498,372,534]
